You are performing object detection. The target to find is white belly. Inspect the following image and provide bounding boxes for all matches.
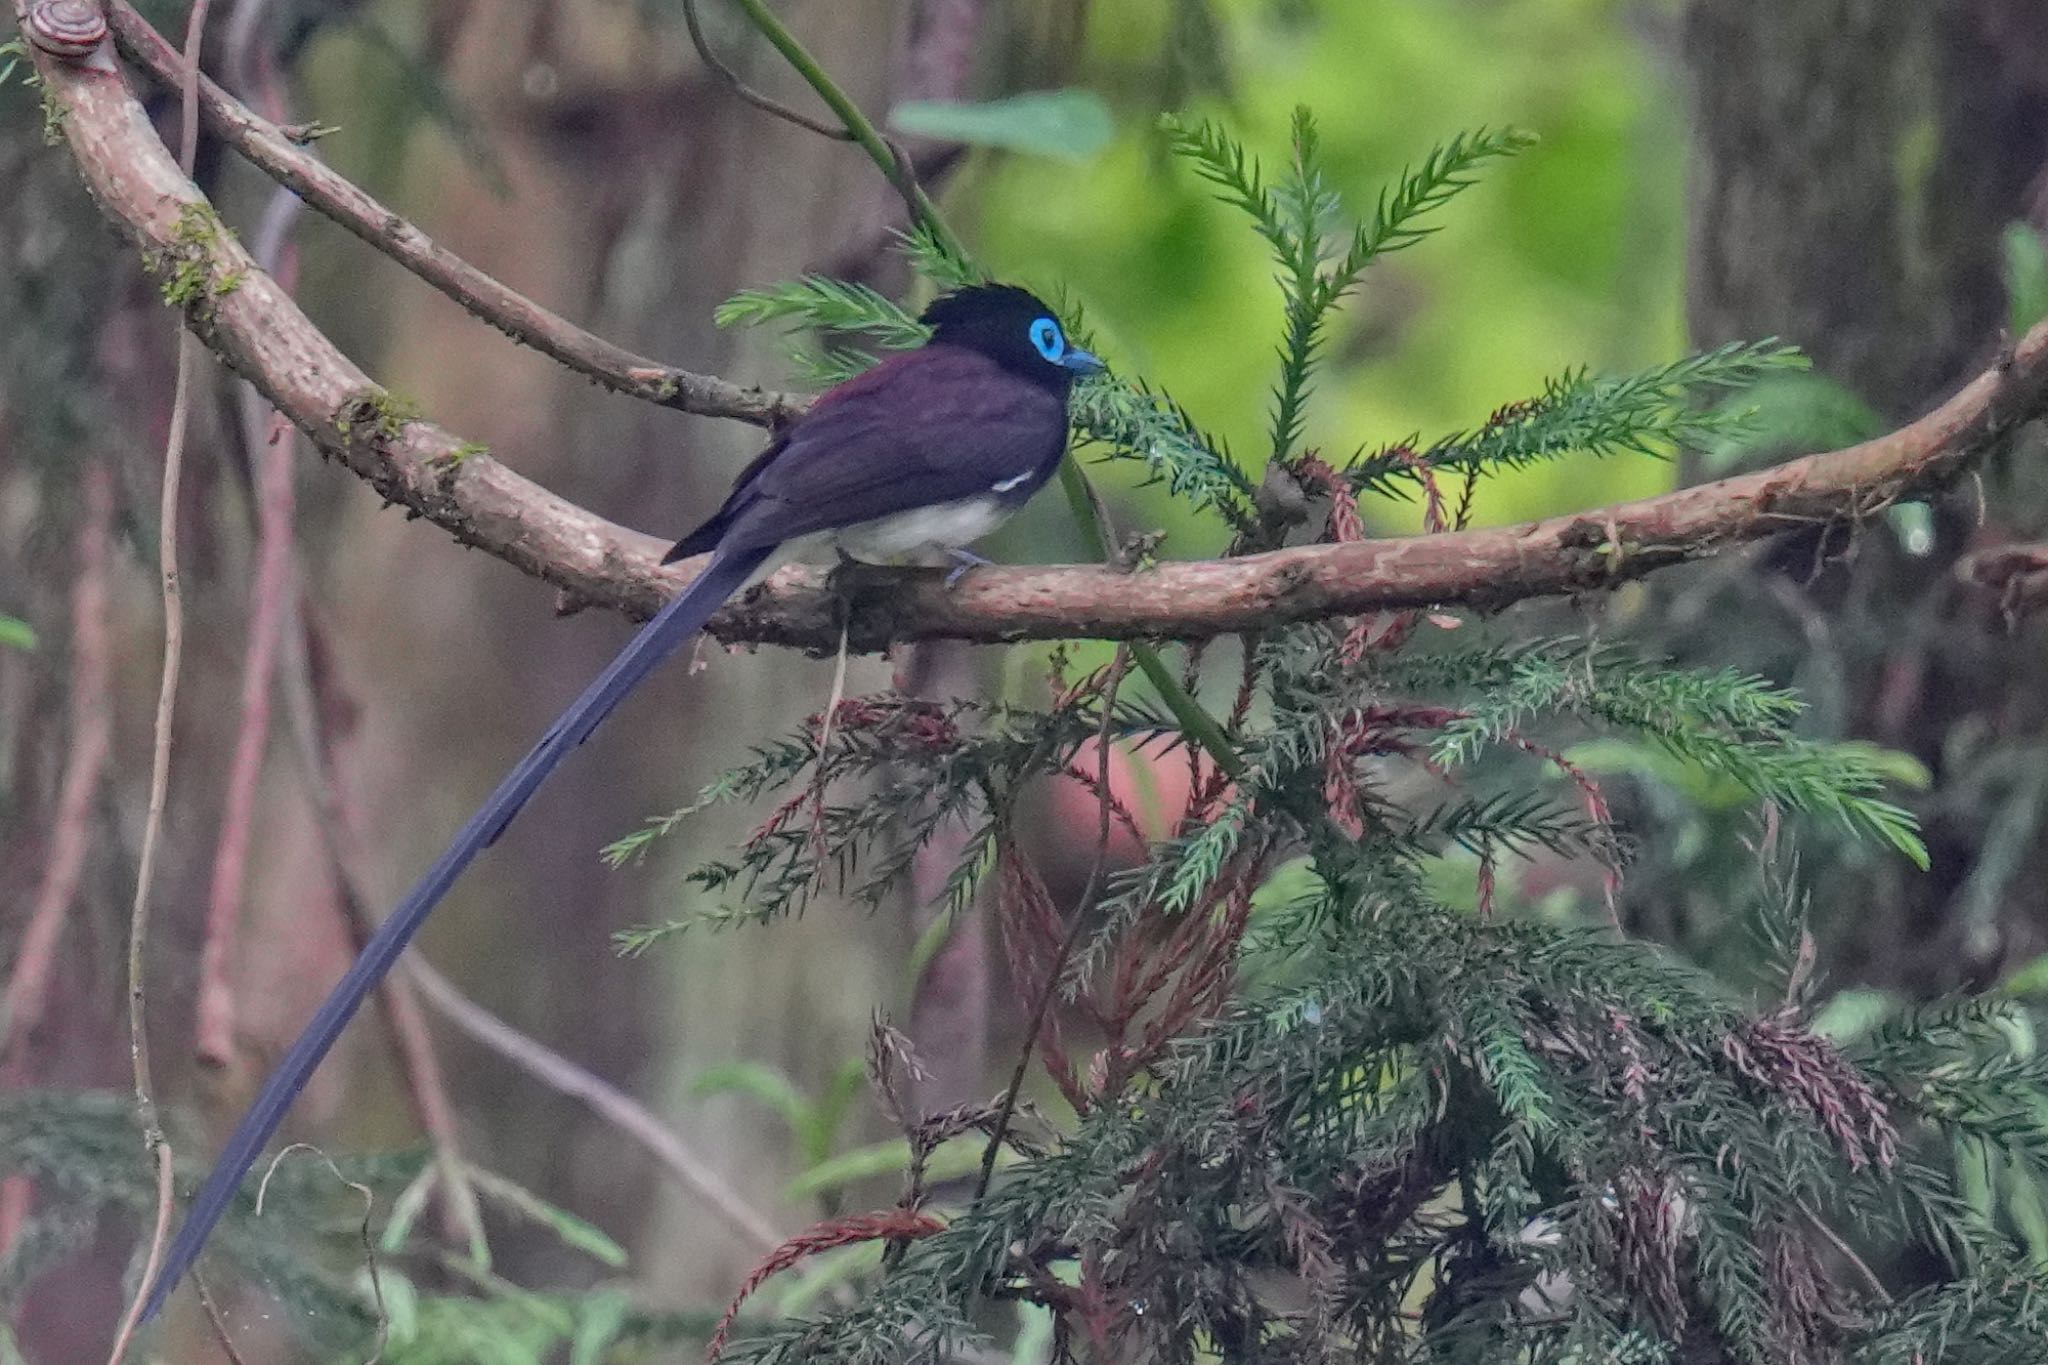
[830,496,1013,567]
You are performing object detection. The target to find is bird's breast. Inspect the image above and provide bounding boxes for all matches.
[832,495,1014,566]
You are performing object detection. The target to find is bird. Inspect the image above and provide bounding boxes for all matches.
[138,282,1103,1320]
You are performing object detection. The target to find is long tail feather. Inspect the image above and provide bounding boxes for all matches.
[139,546,770,1321]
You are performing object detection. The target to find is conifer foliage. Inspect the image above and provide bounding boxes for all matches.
[605,116,2048,1365]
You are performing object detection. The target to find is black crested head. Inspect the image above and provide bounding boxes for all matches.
[920,283,1105,393]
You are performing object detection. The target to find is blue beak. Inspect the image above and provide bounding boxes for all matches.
[1061,346,1106,375]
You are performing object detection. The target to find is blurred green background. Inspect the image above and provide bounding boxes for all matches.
[972,0,1686,545]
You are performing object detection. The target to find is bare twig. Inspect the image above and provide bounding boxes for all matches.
[106,0,803,429]
[174,0,208,169]
[107,294,198,1363]
[107,0,213,1344]
[194,72,306,1062]
[103,1144,175,1365]
[681,0,854,141]
[193,1272,253,1365]
[194,380,294,1067]
[402,959,784,1253]
[255,1144,388,1363]
[377,949,488,1255]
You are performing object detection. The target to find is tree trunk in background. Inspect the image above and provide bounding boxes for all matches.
[1680,0,2048,987]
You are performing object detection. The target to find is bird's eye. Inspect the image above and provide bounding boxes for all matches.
[1028,316,1065,364]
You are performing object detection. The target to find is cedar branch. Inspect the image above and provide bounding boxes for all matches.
[107,0,804,430]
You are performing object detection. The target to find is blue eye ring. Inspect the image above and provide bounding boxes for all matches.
[1028,316,1065,364]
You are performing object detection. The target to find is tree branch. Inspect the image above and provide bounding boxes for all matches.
[29,29,2048,653]
[402,959,785,1255]
[721,0,961,258]
[680,0,856,144]
[106,0,805,430]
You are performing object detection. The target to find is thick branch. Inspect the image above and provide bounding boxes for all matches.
[30,35,2048,651]
[106,1,803,429]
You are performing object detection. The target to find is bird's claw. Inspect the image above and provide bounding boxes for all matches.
[944,547,993,588]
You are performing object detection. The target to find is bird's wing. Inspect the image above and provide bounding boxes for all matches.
[714,346,1069,551]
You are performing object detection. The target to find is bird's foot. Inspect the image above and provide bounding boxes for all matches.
[943,547,993,588]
